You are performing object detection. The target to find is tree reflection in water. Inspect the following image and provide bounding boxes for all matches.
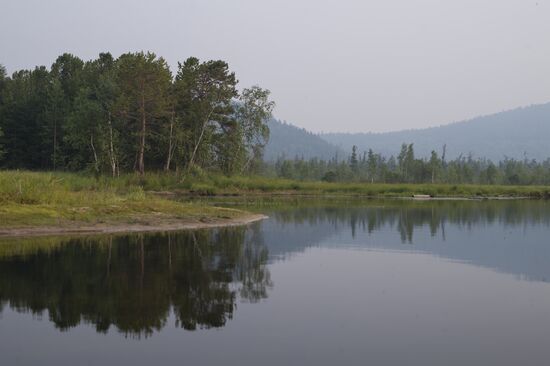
[266,199,550,243]
[0,226,272,337]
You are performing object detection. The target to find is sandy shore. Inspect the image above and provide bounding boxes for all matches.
[0,213,268,238]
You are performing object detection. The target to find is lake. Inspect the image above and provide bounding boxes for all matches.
[1,199,550,365]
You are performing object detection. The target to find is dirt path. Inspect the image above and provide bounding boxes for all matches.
[0,213,268,238]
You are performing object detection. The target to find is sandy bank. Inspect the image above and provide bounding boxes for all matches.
[0,213,268,238]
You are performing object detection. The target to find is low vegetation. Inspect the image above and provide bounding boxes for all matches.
[170,174,550,198]
[0,171,248,229]
[1,170,548,233]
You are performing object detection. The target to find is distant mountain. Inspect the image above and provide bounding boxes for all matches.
[320,103,550,161]
[264,119,345,161]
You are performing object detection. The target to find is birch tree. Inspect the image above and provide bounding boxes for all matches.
[174,58,237,171]
[235,86,275,173]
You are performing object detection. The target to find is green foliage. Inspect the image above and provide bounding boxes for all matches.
[236,86,275,173]
[0,65,5,161]
[116,52,172,174]
[350,145,358,173]
[266,143,550,186]
[0,126,4,162]
[0,53,273,178]
[322,171,337,183]
[173,57,239,172]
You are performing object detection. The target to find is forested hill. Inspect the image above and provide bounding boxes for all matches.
[264,119,345,161]
[321,103,550,161]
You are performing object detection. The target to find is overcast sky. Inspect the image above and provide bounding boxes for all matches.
[1,0,549,133]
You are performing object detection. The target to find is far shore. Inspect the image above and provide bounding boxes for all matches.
[153,190,536,201]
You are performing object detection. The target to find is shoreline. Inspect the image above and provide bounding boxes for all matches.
[0,213,268,239]
[154,191,536,201]
[160,190,549,201]
[0,193,541,239]
[1,171,546,240]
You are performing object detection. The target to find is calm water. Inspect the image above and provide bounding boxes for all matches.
[1,199,550,365]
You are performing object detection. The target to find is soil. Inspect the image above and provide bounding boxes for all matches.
[0,213,268,238]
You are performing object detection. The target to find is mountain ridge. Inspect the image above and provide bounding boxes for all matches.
[318,102,550,161]
[264,119,345,161]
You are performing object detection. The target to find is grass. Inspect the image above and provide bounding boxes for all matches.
[0,171,248,229]
[98,172,549,199]
[1,170,549,231]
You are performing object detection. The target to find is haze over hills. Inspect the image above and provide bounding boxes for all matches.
[266,103,550,162]
[264,119,345,161]
[320,103,550,161]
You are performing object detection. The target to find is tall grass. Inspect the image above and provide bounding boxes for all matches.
[1,170,549,205]
[0,171,117,205]
[167,173,550,198]
[0,171,247,228]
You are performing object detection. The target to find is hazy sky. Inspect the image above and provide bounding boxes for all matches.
[1,0,549,133]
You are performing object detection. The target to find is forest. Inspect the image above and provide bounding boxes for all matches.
[0,52,274,176]
[267,144,550,186]
[2,53,550,187]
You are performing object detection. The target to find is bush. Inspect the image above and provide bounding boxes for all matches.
[322,171,337,183]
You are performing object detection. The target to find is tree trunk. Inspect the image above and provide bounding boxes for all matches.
[137,90,146,175]
[107,112,117,177]
[240,142,254,174]
[90,133,99,173]
[241,154,254,174]
[165,110,175,171]
[187,108,214,172]
[53,114,57,171]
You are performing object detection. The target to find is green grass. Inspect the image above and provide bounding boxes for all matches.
[0,171,248,229]
[109,172,549,199]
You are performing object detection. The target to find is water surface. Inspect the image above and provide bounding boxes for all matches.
[1,199,550,365]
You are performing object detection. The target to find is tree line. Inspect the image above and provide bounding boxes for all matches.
[269,143,550,185]
[0,52,274,175]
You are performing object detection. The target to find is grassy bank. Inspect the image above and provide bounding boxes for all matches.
[1,170,549,231]
[174,175,550,198]
[0,171,251,230]
[48,171,547,198]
